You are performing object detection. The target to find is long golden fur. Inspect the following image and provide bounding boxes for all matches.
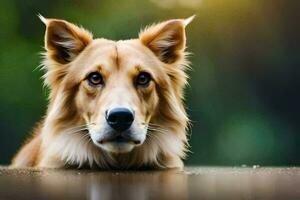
[11,15,194,169]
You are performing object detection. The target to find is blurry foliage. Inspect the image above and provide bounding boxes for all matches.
[0,0,299,165]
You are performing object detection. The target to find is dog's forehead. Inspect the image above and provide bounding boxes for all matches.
[77,39,116,68]
[116,40,156,63]
[77,38,160,71]
[118,40,163,70]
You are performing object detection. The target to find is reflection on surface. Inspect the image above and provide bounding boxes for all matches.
[0,168,188,200]
[0,167,300,200]
[87,171,188,200]
[38,170,188,200]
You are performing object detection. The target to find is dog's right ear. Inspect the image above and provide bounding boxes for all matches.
[39,15,93,64]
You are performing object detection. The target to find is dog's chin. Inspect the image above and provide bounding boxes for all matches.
[93,140,136,154]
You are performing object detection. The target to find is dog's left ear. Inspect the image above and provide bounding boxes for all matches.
[139,16,194,64]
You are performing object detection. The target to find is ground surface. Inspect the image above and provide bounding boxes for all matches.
[0,167,299,200]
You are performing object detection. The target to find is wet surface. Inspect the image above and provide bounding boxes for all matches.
[0,167,300,200]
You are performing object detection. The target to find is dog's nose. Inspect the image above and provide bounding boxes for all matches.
[106,108,134,132]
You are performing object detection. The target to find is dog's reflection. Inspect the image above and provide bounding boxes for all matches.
[88,171,187,200]
[38,170,188,200]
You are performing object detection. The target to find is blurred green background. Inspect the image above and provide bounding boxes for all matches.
[0,0,299,166]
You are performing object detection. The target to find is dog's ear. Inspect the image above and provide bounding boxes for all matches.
[40,15,93,64]
[139,16,194,64]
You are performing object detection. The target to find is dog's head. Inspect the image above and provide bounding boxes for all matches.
[41,16,193,161]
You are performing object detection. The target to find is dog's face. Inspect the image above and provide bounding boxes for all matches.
[42,16,192,155]
[73,40,163,153]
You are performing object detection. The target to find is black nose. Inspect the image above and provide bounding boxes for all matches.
[106,108,134,132]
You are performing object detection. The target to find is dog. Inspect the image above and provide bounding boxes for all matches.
[11,15,194,169]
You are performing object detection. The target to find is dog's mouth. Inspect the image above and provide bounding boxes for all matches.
[90,128,147,154]
[99,134,141,145]
[114,135,128,143]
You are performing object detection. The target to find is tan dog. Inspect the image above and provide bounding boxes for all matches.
[11,15,194,169]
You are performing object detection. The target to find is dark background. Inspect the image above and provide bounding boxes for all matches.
[0,0,299,166]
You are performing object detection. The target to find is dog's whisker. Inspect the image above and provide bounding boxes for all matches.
[64,125,88,132]
[146,131,162,142]
[147,126,169,134]
[65,128,89,136]
[147,126,167,130]
[64,122,96,135]
[147,127,166,134]
[65,127,88,134]
[148,131,168,138]
[143,122,164,128]
[81,133,92,144]
[63,124,94,146]
[143,123,169,133]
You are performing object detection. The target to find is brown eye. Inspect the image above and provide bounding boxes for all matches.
[87,72,103,86]
[136,72,151,87]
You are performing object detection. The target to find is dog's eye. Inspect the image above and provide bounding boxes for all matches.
[136,72,151,87]
[87,72,103,86]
